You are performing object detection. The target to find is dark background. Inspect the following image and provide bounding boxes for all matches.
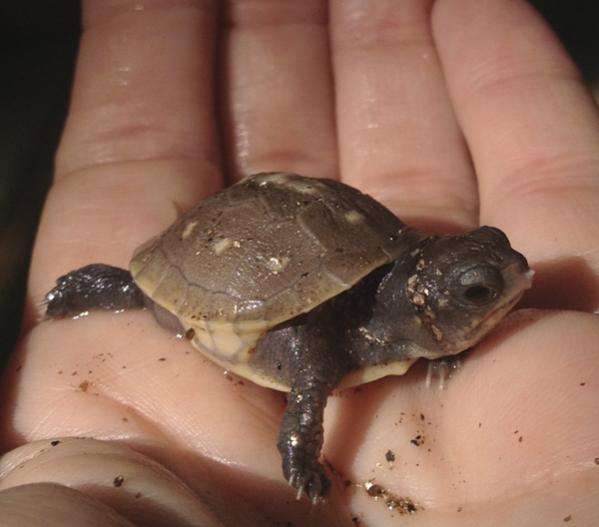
[1,1,597,366]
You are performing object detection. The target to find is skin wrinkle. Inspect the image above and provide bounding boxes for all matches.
[20,311,282,475]
[37,370,177,452]
[463,85,596,177]
[366,171,478,214]
[484,155,599,209]
[331,0,434,49]
[82,0,217,30]
[451,43,584,98]
[222,0,327,28]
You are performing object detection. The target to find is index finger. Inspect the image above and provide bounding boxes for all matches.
[28,0,222,322]
[433,0,599,310]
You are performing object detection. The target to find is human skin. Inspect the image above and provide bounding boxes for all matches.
[1,0,599,525]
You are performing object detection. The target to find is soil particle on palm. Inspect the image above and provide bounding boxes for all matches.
[385,449,395,464]
[410,434,425,446]
[363,480,420,515]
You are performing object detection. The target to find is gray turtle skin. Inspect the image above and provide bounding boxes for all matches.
[45,172,533,501]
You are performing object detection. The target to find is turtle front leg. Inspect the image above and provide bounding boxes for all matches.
[257,313,344,502]
[278,373,333,502]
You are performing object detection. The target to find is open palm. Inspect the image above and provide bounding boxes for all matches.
[2,1,599,526]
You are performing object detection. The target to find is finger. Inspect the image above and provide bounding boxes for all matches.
[330,0,477,230]
[0,483,134,527]
[222,0,338,180]
[29,0,222,317]
[0,439,244,526]
[433,0,599,296]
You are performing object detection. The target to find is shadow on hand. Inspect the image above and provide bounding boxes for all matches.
[520,256,599,312]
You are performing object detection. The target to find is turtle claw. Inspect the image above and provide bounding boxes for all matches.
[425,355,463,389]
[287,463,331,502]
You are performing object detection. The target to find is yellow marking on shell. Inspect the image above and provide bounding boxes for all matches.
[336,360,417,391]
[431,324,444,342]
[212,238,240,255]
[182,317,290,392]
[207,320,245,359]
[258,173,326,195]
[266,256,290,274]
[219,361,291,391]
[181,220,198,240]
[256,173,290,187]
[344,209,365,224]
[288,181,323,195]
[185,317,269,358]
[192,323,215,351]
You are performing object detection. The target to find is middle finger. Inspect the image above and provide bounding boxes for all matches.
[222,0,338,181]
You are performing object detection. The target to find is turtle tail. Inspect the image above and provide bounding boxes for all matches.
[44,263,145,319]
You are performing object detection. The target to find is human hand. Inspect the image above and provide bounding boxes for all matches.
[2,1,598,526]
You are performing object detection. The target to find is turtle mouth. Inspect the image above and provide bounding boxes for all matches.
[487,266,534,317]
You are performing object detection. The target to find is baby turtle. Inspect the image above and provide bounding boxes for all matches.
[45,172,533,501]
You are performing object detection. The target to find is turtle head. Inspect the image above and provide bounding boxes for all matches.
[374,226,533,359]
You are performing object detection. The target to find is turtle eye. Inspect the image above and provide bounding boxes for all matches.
[463,284,495,304]
[452,265,503,307]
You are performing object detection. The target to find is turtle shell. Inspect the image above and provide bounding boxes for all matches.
[130,172,409,371]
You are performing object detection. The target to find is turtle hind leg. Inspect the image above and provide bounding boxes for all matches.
[45,263,145,318]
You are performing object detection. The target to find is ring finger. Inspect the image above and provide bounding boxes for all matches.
[331,0,478,230]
